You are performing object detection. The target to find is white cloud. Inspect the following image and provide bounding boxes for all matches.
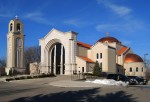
[96,20,144,33]
[107,4,132,17]
[97,0,132,17]
[96,24,118,32]
[22,12,51,25]
[96,0,145,34]
[63,19,81,27]
[63,19,94,27]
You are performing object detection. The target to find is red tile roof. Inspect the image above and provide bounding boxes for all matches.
[125,53,143,63]
[77,41,92,49]
[117,47,128,55]
[79,56,94,63]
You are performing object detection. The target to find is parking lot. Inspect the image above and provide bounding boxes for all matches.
[0,75,150,102]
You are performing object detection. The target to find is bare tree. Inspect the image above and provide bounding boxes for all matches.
[145,59,150,68]
[145,68,150,80]
[24,46,41,74]
[0,58,6,76]
[0,58,6,68]
[144,59,150,80]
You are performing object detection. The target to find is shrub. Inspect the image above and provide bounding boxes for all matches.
[15,77,20,80]
[93,61,102,76]
[26,76,32,79]
[6,78,14,82]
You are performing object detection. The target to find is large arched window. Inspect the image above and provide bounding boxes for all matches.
[15,38,22,67]
[10,23,13,31]
[17,23,21,31]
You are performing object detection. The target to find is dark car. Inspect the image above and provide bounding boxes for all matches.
[107,74,135,85]
[127,76,148,85]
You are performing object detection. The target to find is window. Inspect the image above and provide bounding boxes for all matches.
[130,67,132,72]
[136,67,138,72]
[142,67,143,72]
[100,53,102,58]
[82,67,84,73]
[96,53,99,59]
[17,23,21,31]
[117,68,119,73]
[15,38,22,68]
[10,23,13,31]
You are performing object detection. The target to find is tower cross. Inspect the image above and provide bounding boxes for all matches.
[15,15,18,19]
[106,32,109,37]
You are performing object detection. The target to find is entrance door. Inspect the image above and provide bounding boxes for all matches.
[50,43,65,74]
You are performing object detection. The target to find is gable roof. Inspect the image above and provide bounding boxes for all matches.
[117,47,128,55]
[77,41,92,49]
[79,56,94,63]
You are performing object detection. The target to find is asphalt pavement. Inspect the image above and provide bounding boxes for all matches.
[0,75,150,102]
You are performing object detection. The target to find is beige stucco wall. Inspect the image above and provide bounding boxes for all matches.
[77,46,88,57]
[107,42,116,48]
[87,42,117,73]
[76,57,87,73]
[76,56,95,73]
[88,42,109,72]
[124,62,146,77]
[108,48,116,73]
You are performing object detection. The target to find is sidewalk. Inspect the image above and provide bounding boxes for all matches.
[49,80,101,88]
[0,77,6,82]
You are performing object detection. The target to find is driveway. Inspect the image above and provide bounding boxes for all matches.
[0,75,150,102]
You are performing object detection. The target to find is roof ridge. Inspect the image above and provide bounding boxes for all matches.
[77,41,92,49]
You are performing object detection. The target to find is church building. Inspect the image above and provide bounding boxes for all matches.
[5,18,145,77]
[39,29,146,77]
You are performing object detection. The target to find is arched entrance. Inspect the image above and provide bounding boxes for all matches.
[40,29,77,75]
[50,43,65,75]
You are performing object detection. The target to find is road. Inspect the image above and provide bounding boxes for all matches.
[0,76,150,102]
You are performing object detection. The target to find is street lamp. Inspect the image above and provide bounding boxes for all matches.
[144,54,148,68]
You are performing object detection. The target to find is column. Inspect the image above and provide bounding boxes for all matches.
[48,50,52,73]
[45,50,49,73]
[60,45,63,75]
[53,45,56,74]
[70,39,73,74]
[72,39,75,73]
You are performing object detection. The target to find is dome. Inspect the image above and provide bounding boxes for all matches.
[98,36,121,44]
[125,53,143,63]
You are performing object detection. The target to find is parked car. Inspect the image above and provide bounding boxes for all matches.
[127,76,148,85]
[107,74,135,85]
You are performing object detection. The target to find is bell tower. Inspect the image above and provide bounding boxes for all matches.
[5,16,25,75]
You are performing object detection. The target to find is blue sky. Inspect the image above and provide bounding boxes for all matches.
[0,0,150,60]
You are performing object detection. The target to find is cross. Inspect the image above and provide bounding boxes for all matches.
[15,15,18,19]
[106,32,109,37]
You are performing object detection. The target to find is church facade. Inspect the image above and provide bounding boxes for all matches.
[39,29,146,77]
